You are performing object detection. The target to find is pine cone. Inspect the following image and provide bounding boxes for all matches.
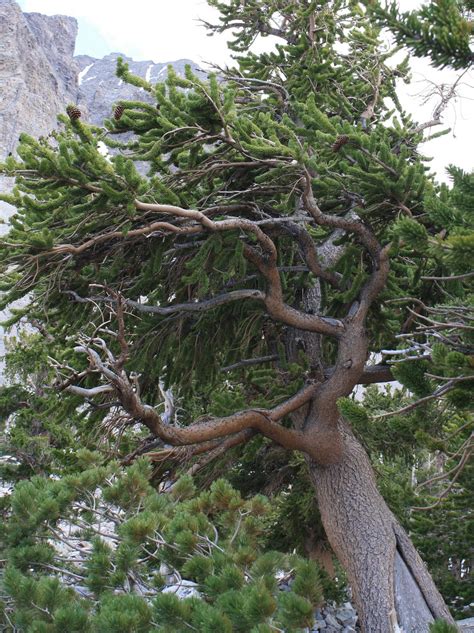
[66,105,82,120]
[332,135,349,152]
[114,104,125,120]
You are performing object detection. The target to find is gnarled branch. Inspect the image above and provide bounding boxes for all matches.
[62,328,322,457]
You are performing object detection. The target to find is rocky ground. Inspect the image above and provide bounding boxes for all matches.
[312,602,358,632]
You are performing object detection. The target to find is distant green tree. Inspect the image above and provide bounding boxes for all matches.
[1,462,327,632]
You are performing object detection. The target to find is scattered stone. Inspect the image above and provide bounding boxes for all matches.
[458,617,474,632]
[337,607,356,622]
[325,613,342,628]
[314,608,325,620]
[312,600,359,633]
[162,579,200,599]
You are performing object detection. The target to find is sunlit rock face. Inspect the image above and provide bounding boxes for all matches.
[0,0,202,173]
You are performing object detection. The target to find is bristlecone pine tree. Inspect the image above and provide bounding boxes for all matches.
[0,0,473,631]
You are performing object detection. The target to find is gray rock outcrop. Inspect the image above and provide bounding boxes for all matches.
[459,618,474,632]
[0,0,203,158]
[0,0,78,157]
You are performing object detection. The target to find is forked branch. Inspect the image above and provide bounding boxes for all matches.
[60,192,345,337]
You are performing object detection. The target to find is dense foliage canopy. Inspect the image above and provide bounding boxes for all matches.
[0,0,472,630]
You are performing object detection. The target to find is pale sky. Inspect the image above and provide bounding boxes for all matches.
[18,0,231,63]
[17,0,473,182]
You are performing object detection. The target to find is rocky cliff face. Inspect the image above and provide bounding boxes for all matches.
[25,11,78,97]
[0,0,203,155]
[0,0,78,157]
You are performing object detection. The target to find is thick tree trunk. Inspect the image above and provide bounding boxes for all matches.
[307,421,456,632]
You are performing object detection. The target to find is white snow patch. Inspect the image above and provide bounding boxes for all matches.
[157,66,167,78]
[145,63,153,83]
[82,75,96,83]
[78,63,94,86]
[118,79,123,86]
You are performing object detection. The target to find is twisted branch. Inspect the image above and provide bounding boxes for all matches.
[58,307,322,457]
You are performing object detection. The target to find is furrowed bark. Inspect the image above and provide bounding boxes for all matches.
[308,422,456,632]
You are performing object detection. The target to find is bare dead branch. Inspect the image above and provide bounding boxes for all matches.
[425,374,474,382]
[372,381,459,419]
[222,355,279,372]
[413,68,470,135]
[412,441,473,512]
[416,433,474,492]
[65,384,115,397]
[65,289,266,315]
[359,68,382,128]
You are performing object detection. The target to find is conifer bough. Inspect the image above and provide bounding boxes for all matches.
[1,0,472,630]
